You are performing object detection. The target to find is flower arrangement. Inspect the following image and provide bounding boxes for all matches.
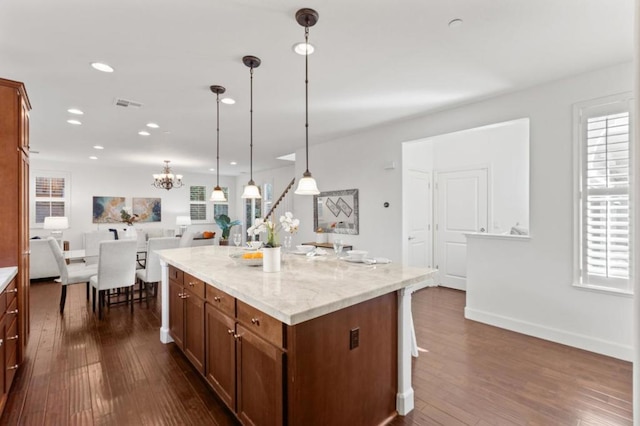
[120,208,139,226]
[247,212,299,248]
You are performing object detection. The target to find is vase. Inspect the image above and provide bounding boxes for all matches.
[219,239,229,246]
[315,232,327,244]
[262,246,281,273]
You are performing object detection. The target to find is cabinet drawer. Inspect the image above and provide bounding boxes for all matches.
[168,266,183,284]
[4,279,16,308]
[0,290,6,317]
[184,273,205,300]
[206,285,235,317]
[5,298,18,322]
[237,300,283,348]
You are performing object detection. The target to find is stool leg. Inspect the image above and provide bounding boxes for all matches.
[59,286,67,314]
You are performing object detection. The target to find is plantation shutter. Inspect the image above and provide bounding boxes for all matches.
[189,186,207,221]
[34,176,66,223]
[582,110,630,289]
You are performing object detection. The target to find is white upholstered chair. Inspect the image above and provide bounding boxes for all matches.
[136,237,180,304]
[90,239,137,319]
[47,237,98,314]
[83,230,116,265]
[179,230,196,248]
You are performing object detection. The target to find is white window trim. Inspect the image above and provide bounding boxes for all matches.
[30,169,71,228]
[573,92,634,294]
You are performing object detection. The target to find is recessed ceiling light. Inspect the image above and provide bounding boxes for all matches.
[448,18,463,28]
[221,98,235,105]
[91,62,114,73]
[138,130,150,136]
[89,156,98,160]
[230,161,237,165]
[146,122,159,129]
[67,108,84,115]
[93,145,104,150]
[293,42,315,55]
[67,119,82,125]
[277,153,296,162]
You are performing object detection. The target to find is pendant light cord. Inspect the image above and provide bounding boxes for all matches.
[304,25,310,175]
[216,92,220,187]
[250,66,254,183]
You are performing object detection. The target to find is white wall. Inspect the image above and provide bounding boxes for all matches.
[31,159,237,249]
[288,62,633,359]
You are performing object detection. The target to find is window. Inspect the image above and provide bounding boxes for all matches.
[575,94,632,293]
[31,171,70,226]
[190,186,207,221]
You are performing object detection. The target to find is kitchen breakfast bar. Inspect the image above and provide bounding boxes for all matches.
[158,245,435,425]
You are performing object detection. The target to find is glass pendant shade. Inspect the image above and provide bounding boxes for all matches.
[241,181,262,199]
[210,186,227,202]
[295,173,320,195]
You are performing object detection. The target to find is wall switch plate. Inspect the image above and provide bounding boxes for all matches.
[350,327,360,350]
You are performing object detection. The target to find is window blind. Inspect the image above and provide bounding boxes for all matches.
[582,111,630,288]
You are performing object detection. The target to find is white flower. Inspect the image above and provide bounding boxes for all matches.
[280,211,300,234]
[247,217,267,237]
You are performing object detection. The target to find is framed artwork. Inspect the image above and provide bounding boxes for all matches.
[133,197,161,222]
[314,189,359,234]
[92,196,125,223]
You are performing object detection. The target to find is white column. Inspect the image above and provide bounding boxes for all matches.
[633,0,639,420]
[396,286,414,415]
[159,259,174,344]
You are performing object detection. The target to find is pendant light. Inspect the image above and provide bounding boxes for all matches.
[241,55,262,199]
[294,8,320,195]
[210,85,227,202]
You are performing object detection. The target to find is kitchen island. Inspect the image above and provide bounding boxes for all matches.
[158,245,435,425]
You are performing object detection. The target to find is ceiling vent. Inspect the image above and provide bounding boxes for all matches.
[114,98,143,108]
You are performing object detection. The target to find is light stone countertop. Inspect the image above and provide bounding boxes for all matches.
[0,267,18,293]
[159,245,436,325]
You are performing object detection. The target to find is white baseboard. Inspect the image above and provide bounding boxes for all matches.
[464,307,632,361]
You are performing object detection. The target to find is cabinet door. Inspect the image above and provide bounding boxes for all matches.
[237,324,284,426]
[205,304,236,410]
[183,288,205,374]
[168,280,184,349]
[18,149,29,360]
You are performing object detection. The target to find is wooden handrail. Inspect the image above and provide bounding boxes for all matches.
[265,178,296,221]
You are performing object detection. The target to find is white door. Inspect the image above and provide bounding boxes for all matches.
[406,170,432,269]
[435,168,488,290]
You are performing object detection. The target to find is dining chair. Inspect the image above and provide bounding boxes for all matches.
[179,230,196,248]
[90,239,137,319]
[136,236,180,305]
[47,237,99,314]
[83,230,116,265]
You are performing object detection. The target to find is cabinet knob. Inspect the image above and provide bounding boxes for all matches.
[251,318,260,326]
[7,309,18,315]
[6,288,17,294]
[227,329,234,335]
[7,364,19,370]
[188,281,195,287]
[6,335,18,341]
[0,339,4,347]
[213,296,221,302]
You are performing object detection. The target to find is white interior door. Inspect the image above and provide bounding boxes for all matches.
[435,168,488,290]
[406,170,432,268]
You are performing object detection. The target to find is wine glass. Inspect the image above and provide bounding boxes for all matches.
[233,233,242,247]
[333,238,344,258]
[283,235,292,252]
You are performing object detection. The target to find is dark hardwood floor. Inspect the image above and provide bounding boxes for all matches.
[1,281,632,425]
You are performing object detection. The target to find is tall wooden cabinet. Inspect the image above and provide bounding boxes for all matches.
[0,78,31,414]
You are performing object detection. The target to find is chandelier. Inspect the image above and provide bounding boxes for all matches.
[153,160,184,190]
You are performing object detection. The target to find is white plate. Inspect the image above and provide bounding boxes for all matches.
[341,256,365,263]
[292,250,311,255]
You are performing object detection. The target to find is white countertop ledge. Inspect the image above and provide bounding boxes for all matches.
[159,246,436,325]
[0,267,18,293]
[464,232,531,241]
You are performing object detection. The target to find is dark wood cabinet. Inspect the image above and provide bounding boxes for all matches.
[169,265,397,425]
[205,304,236,410]
[0,277,19,413]
[236,324,284,426]
[0,78,31,418]
[168,267,205,374]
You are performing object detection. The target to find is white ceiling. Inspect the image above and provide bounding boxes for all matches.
[0,0,633,177]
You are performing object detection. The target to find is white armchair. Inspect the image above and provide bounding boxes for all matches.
[29,238,60,280]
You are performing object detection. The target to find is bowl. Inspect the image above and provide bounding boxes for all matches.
[346,250,368,261]
[248,241,263,249]
[296,245,314,253]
